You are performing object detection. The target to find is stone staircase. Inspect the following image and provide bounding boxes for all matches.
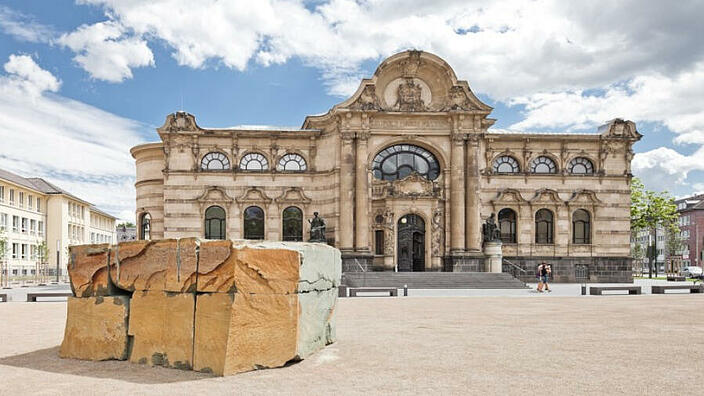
[342,272,528,289]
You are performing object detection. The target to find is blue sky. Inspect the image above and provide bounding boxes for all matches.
[1,0,703,221]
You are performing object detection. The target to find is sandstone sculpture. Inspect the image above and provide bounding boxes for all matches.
[60,239,341,376]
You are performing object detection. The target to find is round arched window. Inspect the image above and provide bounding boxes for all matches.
[239,152,269,171]
[277,153,307,171]
[530,156,557,174]
[568,157,594,174]
[140,213,151,240]
[201,152,230,170]
[204,206,226,240]
[493,156,520,173]
[372,144,440,181]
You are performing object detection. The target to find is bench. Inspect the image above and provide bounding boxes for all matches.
[667,276,686,282]
[0,293,6,302]
[589,286,641,295]
[349,287,398,297]
[26,292,73,302]
[652,285,704,294]
[338,285,348,298]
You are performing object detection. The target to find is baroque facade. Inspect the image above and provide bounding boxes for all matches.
[131,51,640,282]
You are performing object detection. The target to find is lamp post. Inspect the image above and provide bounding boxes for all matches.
[55,239,60,283]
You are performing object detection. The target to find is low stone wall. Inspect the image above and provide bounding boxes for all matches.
[59,239,341,376]
[503,256,633,283]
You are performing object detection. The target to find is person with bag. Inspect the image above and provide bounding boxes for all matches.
[536,263,544,292]
[541,262,552,292]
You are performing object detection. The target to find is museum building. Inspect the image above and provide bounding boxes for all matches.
[131,51,640,282]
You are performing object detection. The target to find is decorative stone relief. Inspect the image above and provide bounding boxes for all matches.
[431,207,444,257]
[442,86,473,111]
[399,50,422,77]
[384,77,431,111]
[165,111,199,132]
[383,208,394,256]
[350,85,381,111]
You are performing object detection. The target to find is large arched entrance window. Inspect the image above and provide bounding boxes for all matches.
[139,213,151,240]
[572,209,591,244]
[498,208,517,243]
[282,206,303,241]
[372,144,440,181]
[204,206,226,240]
[244,206,265,240]
[397,214,425,272]
[535,209,554,244]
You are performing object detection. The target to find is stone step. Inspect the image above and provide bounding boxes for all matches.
[342,272,527,289]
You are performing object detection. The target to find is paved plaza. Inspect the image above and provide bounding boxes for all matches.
[1,292,703,395]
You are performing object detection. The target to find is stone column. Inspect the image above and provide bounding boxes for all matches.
[450,135,466,252]
[465,137,482,252]
[355,132,370,252]
[339,132,355,251]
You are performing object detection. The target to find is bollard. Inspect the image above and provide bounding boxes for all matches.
[403,284,408,297]
[581,285,587,295]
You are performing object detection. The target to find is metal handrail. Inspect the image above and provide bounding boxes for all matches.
[503,259,527,274]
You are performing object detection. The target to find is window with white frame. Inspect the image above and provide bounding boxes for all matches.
[12,215,19,232]
[12,243,18,259]
[28,195,33,209]
[36,197,41,212]
[21,218,27,233]
[30,245,36,260]
[38,221,43,236]
[30,219,36,235]
[0,185,4,202]
[18,192,24,208]
[0,213,6,230]
[21,244,27,259]
[9,189,15,205]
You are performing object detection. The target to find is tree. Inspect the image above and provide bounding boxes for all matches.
[630,178,679,277]
[117,222,135,228]
[36,240,49,284]
[665,228,683,273]
[631,243,645,271]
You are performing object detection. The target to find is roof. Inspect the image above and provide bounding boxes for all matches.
[89,206,117,219]
[487,128,600,136]
[0,167,116,218]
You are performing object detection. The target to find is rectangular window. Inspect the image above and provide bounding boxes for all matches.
[12,243,19,259]
[9,189,15,205]
[30,219,36,235]
[21,217,27,233]
[375,230,385,255]
[0,185,4,202]
[36,198,41,212]
[31,245,36,260]
[12,215,19,232]
[0,213,6,230]
[28,195,33,209]
[38,221,44,236]
[21,244,28,260]
[18,191,24,208]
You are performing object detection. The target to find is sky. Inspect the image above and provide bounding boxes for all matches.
[0,0,703,222]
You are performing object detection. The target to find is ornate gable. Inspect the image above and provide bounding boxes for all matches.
[196,186,233,204]
[491,189,527,205]
[529,188,562,205]
[236,187,272,205]
[567,190,601,206]
[275,187,312,205]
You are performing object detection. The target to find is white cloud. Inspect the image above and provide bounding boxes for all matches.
[0,6,54,43]
[631,147,704,194]
[0,54,146,222]
[57,21,154,82]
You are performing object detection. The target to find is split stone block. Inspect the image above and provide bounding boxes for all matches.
[128,290,195,369]
[59,296,130,360]
[296,288,338,359]
[110,238,198,293]
[198,242,300,294]
[68,244,111,297]
[193,292,298,376]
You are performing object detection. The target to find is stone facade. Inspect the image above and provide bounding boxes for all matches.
[131,50,640,282]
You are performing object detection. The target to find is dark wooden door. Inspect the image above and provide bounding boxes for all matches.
[397,214,425,272]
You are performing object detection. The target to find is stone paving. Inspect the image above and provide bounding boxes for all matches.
[1,291,703,395]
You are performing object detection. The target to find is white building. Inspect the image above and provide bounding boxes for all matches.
[0,169,117,283]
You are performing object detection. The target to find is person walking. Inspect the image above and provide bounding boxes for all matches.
[536,263,544,292]
[541,262,552,292]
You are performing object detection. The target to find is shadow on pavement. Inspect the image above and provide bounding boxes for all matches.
[0,346,214,384]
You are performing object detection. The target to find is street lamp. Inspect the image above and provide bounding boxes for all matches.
[56,239,60,283]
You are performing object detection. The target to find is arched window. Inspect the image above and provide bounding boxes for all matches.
[239,152,269,171]
[572,209,591,244]
[535,209,554,244]
[372,144,440,181]
[140,213,151,240]
[493,156,520,174]
[201,152,230,170]
[282,206,303,241]
[204,206,226,240]
[277,153,307,171]
[530,156,557,174]
[498,208,517,243]
[568,157,594,174]
[243,206,265,240]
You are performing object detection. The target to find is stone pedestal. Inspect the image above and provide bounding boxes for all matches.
[483,241,503,273]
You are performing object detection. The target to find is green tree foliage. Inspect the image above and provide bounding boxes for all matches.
[117,222,135,228]
[631,178,678,234]
[0,228,7,262]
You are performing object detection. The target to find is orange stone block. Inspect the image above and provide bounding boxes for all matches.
[110,238,198,292]
[68,244,111,297]
[197,244,300,295]
[128,290,195,369]
[193,292,299,375]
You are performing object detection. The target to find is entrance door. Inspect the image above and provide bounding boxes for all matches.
[397,214,425,272]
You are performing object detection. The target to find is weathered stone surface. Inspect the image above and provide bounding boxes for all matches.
[128,290,195,369]
[198,242,300,294]
[193,292,298,375]
[68,244,111,297]
[296,288,337,359]
[110,238,198,292]
[59,296,130,361]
